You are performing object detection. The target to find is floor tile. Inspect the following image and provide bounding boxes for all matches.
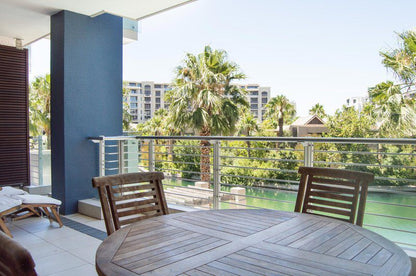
[47,264,97,276]
[47,233,101,251]
[35,251,87,276]
[69,241,100,265]
[34,225,84,241]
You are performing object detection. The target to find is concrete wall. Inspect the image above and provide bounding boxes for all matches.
[50,11,123,214]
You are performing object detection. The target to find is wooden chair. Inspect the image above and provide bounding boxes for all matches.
[294,167,374,226]
[0,231,37,275]
[92,172,169,236]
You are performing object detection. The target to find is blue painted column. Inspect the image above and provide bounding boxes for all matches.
[50,11,122,214]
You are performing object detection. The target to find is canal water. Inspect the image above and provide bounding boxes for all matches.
[165,179,416,250]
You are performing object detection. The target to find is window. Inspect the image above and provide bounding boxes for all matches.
[164,85,169,89]
[144,85,151,96]
[130,89,137,94]
[250,91,258,96]
[132,116,138,120]
[247,85,258,89]
[251,98,258,103]
[156,104,161,109]
[156,98,161,103]
[353,99,356,104]
[261,91,268,96]
[145,97,151,102]
[155,84,161,88]
[130,96,137,102]
[251,104,258,109]
[144,104,151,109]
[155,91,161,97]
[164,104,170,109]
[262,97,268,104]
[130,103,137,108]
[128,82,136,86]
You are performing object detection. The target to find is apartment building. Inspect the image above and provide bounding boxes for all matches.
[125,81,171,123]
[124,82,271,124]
[346,96,369,112]
[240,84,271,122]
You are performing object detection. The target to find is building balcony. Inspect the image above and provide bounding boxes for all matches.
[12,135,416,274]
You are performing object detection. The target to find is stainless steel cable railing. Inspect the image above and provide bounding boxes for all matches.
[89,135,416,250]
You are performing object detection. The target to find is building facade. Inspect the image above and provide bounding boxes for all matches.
[345,96,369,112]
[125,81,171,123]
[239,84,271,122]
[124,81,271,124]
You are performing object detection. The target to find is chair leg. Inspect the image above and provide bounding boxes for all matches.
[0,218,12,238]
[50,207,63,228]
[41,207,53,224]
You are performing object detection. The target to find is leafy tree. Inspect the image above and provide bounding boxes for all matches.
[326,105,376,138]
[309,103,327,118]
[166,46,248,181]
[122,86,132,131]
[264,95,296,137]
[325,106,378,174]
[29,74,51,148]
[369,30,416,137]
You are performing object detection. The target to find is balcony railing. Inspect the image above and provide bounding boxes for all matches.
[29,136,51,186]
[89,135,416,250]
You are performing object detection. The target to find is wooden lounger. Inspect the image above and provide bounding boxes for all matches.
[0,187,63,237]
[0,196,22,237]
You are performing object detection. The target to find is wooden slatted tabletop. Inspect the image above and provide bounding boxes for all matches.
[95,209,411,276]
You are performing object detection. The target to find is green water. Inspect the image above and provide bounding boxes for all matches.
[165,179,416,250]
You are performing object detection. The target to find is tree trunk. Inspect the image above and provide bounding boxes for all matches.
[246,141,251,158]
[278,117,284,137]
[200,126,211,182]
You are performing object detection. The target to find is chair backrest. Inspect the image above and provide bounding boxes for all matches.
[0,231,37,276]
[92,172,169,235]
[294,167,374,226]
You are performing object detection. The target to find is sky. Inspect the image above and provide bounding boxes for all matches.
[29,0,416,116]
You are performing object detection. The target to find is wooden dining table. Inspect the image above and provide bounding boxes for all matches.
[95,209,411,276]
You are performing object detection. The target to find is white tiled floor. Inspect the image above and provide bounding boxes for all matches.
[6,214,106,276]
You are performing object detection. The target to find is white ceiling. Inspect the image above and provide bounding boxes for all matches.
[0,0,194,47]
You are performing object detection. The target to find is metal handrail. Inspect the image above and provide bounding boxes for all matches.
[89,135,416,145]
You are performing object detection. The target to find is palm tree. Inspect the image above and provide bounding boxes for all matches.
[380,30,416,88]
[309,103,326,118]
[264,95,296,137]
[368,30,416,137]
[167,46,248,182]
[369,81,416,136]
[237,109,259,157]
[29,74,51,148]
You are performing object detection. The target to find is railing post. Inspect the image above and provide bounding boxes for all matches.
[212,141,221,210]
[303,142,314,167]
[38,135,43,186]
[99,139,105,176]
[118,140,125,174]
[148,139,155,172]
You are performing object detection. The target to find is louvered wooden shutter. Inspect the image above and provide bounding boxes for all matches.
[0,45,29,186]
